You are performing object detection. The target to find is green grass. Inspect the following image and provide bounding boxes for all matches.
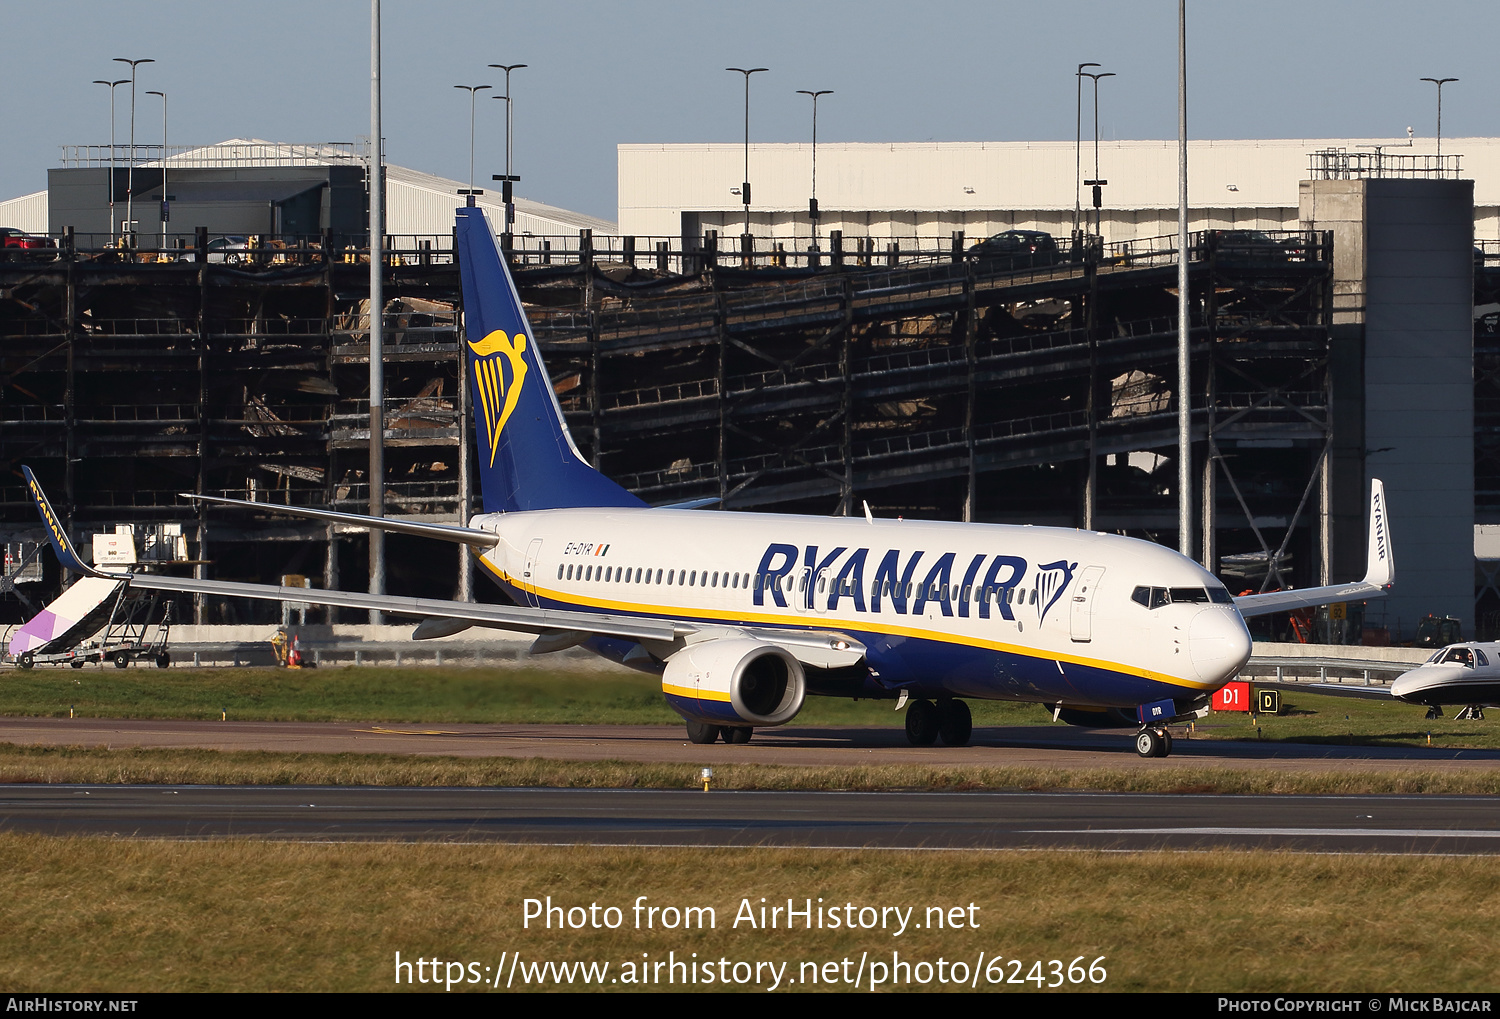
[5,665,1498,752]
[1195,690,1500,752]
[0,664,1052,727]
[3,837,1498,992]
[2,743,1499,794]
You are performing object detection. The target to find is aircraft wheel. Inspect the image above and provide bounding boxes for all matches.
[1135,728,1165,758]
[1160,731,1174,757]
[905,699,939,747]
[113,652,130,670]
[1425,705,1443,720]
[722,726,752,744]
[18,653,34,671]
[937,699,972,746]
[155,652,171,669]
[685,719,720,745]
[70,659,84,670]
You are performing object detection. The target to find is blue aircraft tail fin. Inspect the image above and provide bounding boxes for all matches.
[22,466,105,577]
[454,206,644,513]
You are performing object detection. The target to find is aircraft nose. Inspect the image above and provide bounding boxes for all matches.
[1390,670,1417,701]
[1190,608,1254,683]
[1390,665,1451,703]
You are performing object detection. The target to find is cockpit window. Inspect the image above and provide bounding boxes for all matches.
[1477,649,1489,667]
[1133,585,1231,609]
[1441,647,1475,667]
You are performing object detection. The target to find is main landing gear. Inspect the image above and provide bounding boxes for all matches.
[904,698,972,747]
[1135,727,1174,758]
[1455,705,1486,721]
[684,720,754,745]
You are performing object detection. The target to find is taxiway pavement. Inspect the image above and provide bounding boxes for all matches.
[1,716,1498,774]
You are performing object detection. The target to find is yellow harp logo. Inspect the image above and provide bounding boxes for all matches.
[468,329,530,466]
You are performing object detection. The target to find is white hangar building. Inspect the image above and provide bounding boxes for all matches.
[617,137,1500,246]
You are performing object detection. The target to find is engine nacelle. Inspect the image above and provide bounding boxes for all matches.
[662,639,806,727]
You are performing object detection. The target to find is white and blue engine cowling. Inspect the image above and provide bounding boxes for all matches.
[661,639,806,727]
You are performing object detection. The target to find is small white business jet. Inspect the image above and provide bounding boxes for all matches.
[1391,646,1500,720]
[22,207,1395,757]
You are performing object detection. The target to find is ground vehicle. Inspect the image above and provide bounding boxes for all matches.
[177,235,250,264]
[1207,229,1303,264]
[965,229,1060,269]
[0,227,58,261]
[1413,614,1462,649]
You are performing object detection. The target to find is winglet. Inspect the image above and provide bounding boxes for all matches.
[1362,478,1393,588]
[21,466,107,578]
[1231,477,1395,618]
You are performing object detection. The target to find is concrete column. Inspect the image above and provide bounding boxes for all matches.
[1301,178,1475,639]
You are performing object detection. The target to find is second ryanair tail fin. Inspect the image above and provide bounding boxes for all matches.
[454,206,645,514]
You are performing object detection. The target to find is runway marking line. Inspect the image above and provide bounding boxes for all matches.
[355,727,465,736]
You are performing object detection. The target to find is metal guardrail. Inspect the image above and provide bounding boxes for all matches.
[1240,655,1410,687]
[1308,149,1461,180]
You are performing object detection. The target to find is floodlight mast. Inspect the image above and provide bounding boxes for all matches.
[146,90,167,248]
[796,89,832,227]
[112,57,155,246]
[92,79,129,240]
[727,67,768,236]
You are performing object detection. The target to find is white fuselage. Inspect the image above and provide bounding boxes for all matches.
[1391,643,1500,707]
[468,507,1253,709]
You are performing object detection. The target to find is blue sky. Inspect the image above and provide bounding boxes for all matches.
[2,1,1496,220]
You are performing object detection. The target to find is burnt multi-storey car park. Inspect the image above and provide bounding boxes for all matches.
[0,223,1347,630]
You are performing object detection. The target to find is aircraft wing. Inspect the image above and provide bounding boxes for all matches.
[22,466,866,664]
[1233,479,1393,618]
[121,572,688,644]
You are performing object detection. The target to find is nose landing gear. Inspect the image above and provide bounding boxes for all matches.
[1135,727,1174,758]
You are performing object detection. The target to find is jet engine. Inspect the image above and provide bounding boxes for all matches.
[661,639,806,727]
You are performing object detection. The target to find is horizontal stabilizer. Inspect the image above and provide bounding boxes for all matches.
[185,494,499,547]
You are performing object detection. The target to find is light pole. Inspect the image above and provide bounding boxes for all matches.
[727,67,768,237]
[452,84,491,204]
[1073,62,1099,241]
[488,64,526,232]
[93,78,129,240]
[113,57,155,247]
[1081,69,1115,240]
[1177,0,1191,559]
[1420,76,1459,164]
[796,89,832,233]
[146,90,167,248]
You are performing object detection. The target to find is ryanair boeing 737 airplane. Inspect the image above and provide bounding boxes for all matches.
[22,207,1394,757]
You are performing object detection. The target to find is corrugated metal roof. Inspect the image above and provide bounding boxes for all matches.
[0,190,48,234]
[620,137,1500,218]
[21,139,615,238]
[384,164,616,235]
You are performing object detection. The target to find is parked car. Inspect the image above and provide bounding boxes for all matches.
[966,229,1060,269]
[177,235,251,264]
[0,226,58,261]
[1208,229,1304,264]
